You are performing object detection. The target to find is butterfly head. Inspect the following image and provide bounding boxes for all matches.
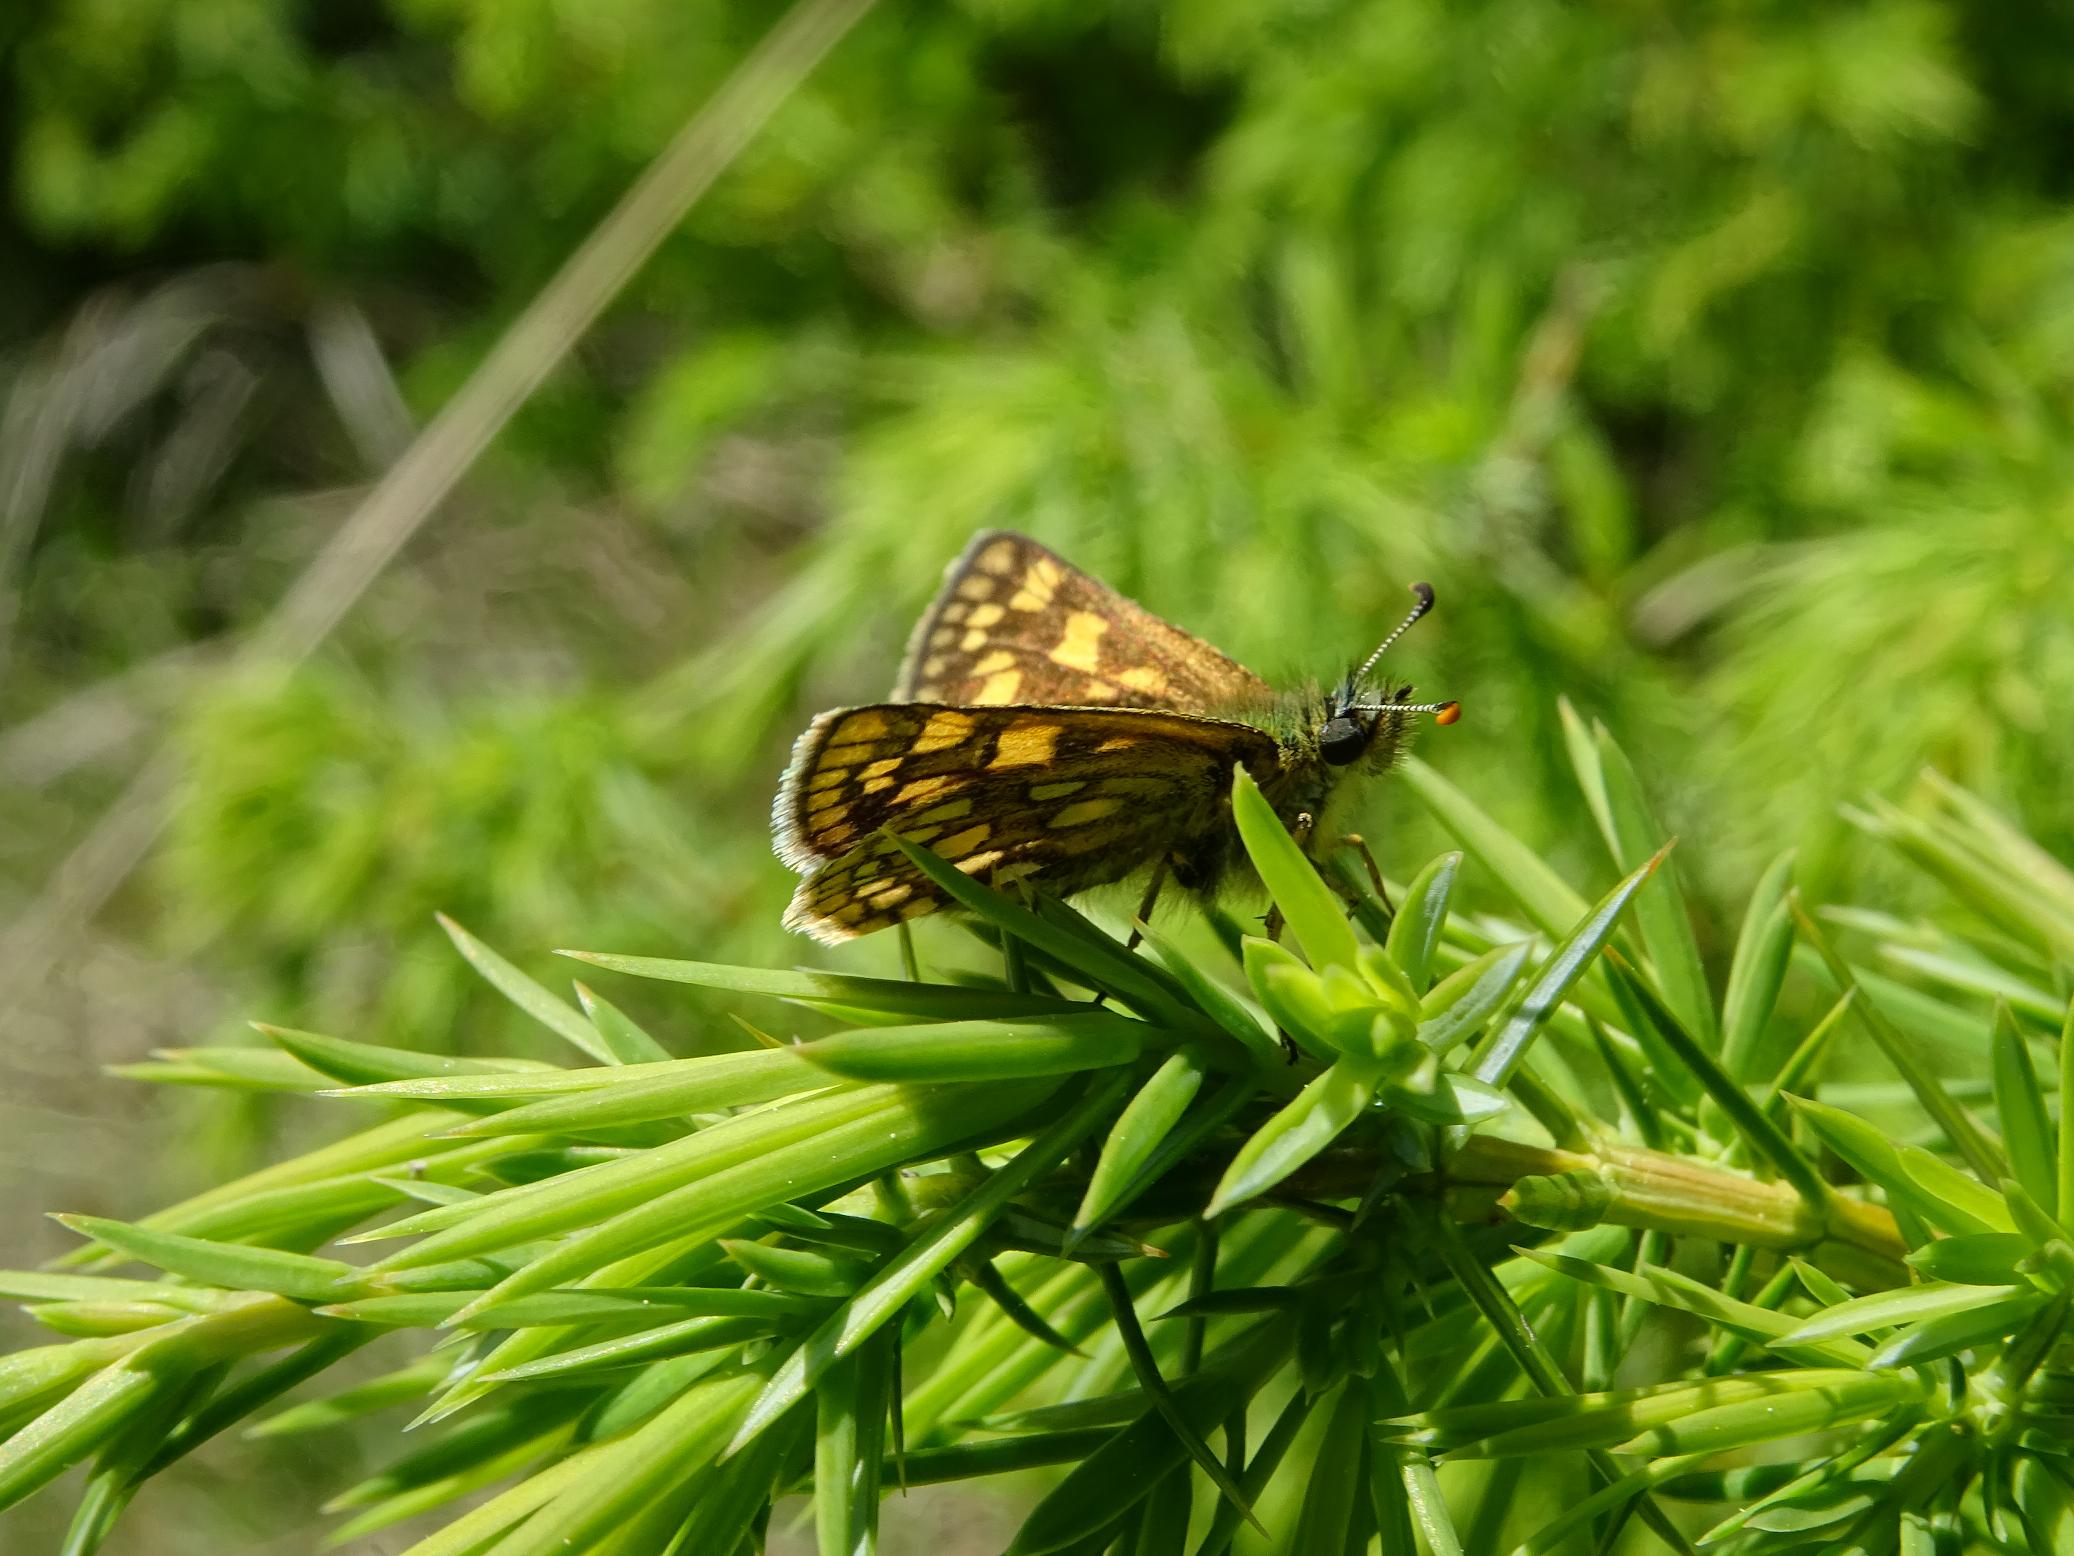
[1317,582,1460,768]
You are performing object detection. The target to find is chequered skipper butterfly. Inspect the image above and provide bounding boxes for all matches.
[774,531,1457,944]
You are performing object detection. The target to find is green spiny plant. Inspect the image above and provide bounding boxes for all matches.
[6,714,2074,1554]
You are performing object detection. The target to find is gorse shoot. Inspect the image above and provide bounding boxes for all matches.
[5,718,2074,1554]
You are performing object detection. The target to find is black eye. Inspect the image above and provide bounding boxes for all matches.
[1319,715,1368,766]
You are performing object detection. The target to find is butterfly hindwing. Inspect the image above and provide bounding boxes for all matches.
[775,701,1284,943]
[892,530,1270,712]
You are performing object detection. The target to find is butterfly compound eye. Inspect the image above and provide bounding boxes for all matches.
[1319,715,1369,766]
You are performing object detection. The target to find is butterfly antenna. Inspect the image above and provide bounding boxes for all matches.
[1367,698,1461,725]
[1352,582,1437,685]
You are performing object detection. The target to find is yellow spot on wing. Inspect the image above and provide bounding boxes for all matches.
[913,797,974,823]
[1050,796,1124,827]
[937,823,992,855]
[838,711,891,740]
[972,649,1016,674]
[861,757,901,779]
[1117,665,1169,695]
[967,602,1006,628]
[958,849,1004,875]
[977,539,1018,574]
[1096,735,1138,751]
[914,711,975,753]
[1052,611,1108,672]
[895,775,963,805]
[1029,780,1086,800]
[862,777,894,794]
[974,669,1022,704]
[960,628,988,651]
[990,724,1058,767]
[957,574,995,600]
[1007,557,1061,611]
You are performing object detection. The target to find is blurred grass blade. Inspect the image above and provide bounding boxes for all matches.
[1604,951,1827,1205]
[1719,850,1797,1084]
[1789,895,2005,1185]
[1397,755,1588,938]
[1587,718,1715,1047]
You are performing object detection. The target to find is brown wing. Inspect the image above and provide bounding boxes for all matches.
[772,702,1283,944]
[892,530,1271,712]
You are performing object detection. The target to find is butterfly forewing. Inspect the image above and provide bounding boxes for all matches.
[893,530,1270,712]
[775,702,1282,943]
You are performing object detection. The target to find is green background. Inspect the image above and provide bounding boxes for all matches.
[4,0,2072,1547]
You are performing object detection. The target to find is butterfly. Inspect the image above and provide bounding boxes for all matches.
[773,530,1457,944]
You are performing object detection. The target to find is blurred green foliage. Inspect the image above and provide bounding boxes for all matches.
[8,0,2074,1045]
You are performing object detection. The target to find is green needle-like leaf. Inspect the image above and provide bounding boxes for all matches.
[1865,1289,2046,1369]
[1790,896,2005,1186]
[1991,1000,2057,1217]
[726,1070,1131,1457]
[571,983,674,1066]
[1604,950,1828,1206]
[51,1218,359,1304]
[1230,765,1359,971]
[1384,850,1461,994]
[1788,1096,2013,1238]
[1398,756,1589,939]
[793,1013,1150,1082]
[560,950,1092,1021]
[1471,845,1667,1089]
[890,837,1197,1024]
[1606,1370,1924,1457]
[1205,1057,1378,1217]
[438,914,618,1065]
[1071,1048,1210,1242]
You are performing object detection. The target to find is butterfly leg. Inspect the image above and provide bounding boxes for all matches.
[1267,815,1320,1064]
[1262,812,1318,944]
[1340,833,1392,913]
[1124,856,1172,953]
[1314,834,1394,947]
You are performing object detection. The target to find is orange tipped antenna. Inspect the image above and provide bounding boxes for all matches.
[1360,698,1460,724]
